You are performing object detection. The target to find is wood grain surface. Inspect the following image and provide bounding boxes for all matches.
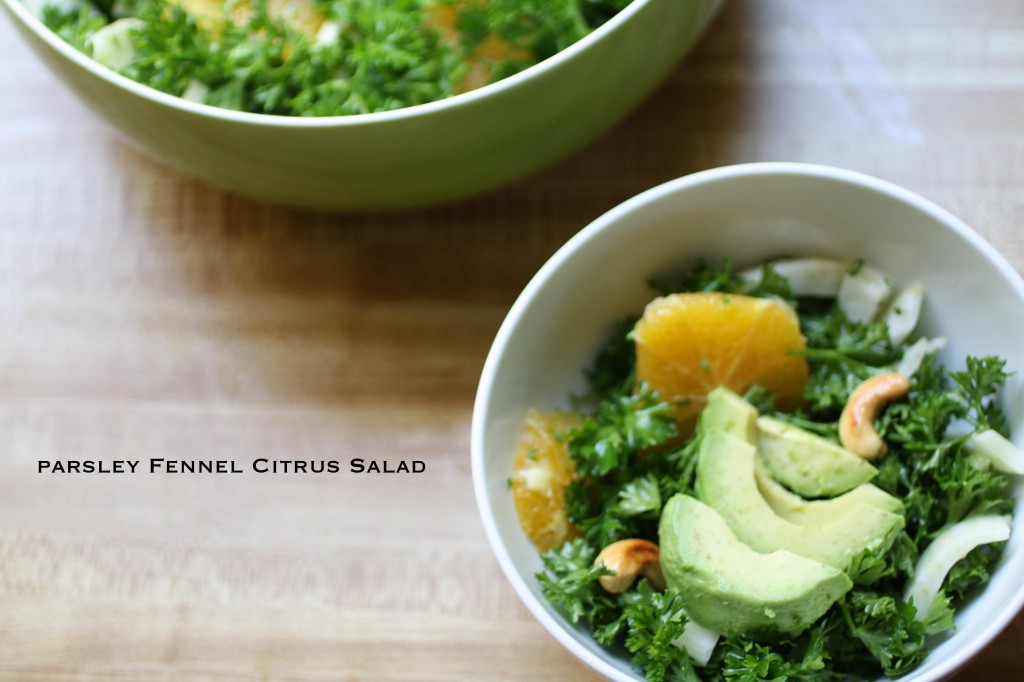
[2,0,1024,680]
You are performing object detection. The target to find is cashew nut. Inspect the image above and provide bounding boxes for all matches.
[594,538,665,593]
[839,372,910,460]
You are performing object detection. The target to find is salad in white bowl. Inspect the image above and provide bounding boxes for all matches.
[472,164,1024,682]
[511,256,1017,681]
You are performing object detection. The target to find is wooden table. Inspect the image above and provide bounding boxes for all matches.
[2,0,1023,679]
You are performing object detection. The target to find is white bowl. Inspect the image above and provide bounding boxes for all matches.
[472,162,1024,681]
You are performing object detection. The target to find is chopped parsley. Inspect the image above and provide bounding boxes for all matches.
[39,0,633,116]
[533,259,1016,681]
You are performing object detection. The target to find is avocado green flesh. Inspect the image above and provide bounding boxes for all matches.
[755,456,904,525]
[698,386,757,442]
[660,494,853,636]
[757,416,878,497]
[696,430,905,571]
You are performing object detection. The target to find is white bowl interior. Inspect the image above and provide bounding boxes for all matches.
[472,163,1024,682]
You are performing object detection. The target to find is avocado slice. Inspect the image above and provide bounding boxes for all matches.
[659,494,853,636]
[696,430,904,572]
[755,455,904,525]
[757,416,877,497]
[698,386,757,442]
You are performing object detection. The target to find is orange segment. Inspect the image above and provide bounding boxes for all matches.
[511,410,582,552]
[634,292,809,432]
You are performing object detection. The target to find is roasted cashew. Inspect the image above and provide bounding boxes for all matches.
[839,372,910,460]
[594,538,665,593]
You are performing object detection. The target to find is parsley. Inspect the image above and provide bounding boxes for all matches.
[873,354,1014,552]
[942,542,1006,601]
[846,530,917,586]
[650,259,795,304]
[950,356,1011,433]
[714,620,832,682]
[741,385,775,414]
[536,538,617,626]
[534,259,1016,681]
[538,540,694,682]
[622,582,693,682]
[41,0,633,116]
[839,591,929,677]
[563,383,684,548]
[581,316,639,401]
[537,541,692,681]
[617,474,663,518]
[568,385,678,478]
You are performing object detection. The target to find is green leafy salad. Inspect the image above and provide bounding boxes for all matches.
[34,0,633,116]
[511,258,1021,681]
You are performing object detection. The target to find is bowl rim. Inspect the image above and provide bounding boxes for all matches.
[1,0,653,127]
[471,161,1024,682]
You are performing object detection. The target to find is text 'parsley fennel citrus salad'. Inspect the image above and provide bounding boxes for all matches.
[33,0,633,116]
[510,258,1021,681]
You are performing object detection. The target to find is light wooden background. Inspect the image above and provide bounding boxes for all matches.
[2,0,1024,679]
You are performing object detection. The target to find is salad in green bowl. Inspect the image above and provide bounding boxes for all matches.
[34,0,634,116]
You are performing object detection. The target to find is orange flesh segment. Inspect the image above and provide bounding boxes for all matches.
[510,410,582,552]
[634,292,809,433]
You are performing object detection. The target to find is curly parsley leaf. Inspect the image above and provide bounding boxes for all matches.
[536,546,695,681]
[950,356,1011,433]
[568,385,678,478]
[847,530,917,587]
[617,474,663,518]
[536,538,618,628]
[715,621,831,682]
[920,590,956,637]
[942,542,1007,603]
[622,582,692,682]
[839,591,928,677]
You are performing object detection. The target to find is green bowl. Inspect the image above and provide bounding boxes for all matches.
[2,0,724,211]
